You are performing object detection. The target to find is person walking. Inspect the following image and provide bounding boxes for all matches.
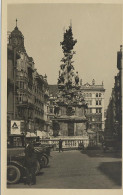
[24,142,37,185]
[59,139,63,152]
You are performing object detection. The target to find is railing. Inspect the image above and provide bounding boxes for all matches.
[40,137,89,150]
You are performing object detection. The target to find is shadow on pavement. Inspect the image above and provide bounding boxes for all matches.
[98,161,122,187]
[80,150,122,158]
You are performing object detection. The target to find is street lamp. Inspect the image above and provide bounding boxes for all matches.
[13,47,17,119]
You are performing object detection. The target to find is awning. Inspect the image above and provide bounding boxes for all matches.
[26,132,37,137]
[37,130,48,138]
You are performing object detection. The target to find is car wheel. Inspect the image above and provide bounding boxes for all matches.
[41,155,49,168]
[7,165,21,184]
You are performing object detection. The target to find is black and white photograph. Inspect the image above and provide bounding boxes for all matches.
[2,0,122,192]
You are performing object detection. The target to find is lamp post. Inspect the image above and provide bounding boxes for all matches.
[13,47,17,119]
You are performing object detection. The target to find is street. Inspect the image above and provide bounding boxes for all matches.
[8,149,122,189]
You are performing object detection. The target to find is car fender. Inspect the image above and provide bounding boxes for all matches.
[7,160,26,176]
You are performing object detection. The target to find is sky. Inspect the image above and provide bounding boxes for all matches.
[7,4,122,109]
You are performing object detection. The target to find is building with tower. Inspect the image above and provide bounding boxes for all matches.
[7,20,50,138]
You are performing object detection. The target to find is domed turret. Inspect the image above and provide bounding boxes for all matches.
[11,26,24,38]
[9,19,26,52]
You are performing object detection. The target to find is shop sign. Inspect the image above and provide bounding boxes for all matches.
[11,120,21,135]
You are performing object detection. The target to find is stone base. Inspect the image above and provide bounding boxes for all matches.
[58,121,87,136]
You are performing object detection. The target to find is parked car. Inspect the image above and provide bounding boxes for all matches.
[7,135,51,184]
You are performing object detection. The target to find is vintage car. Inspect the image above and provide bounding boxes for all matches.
[7,134,51,184]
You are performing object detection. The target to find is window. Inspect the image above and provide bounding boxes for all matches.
[96,93,98,97]
[99,124,102,129]
[99,108,102,113]
[89,93,92,97]
[99,100,101,105]
[17,93,23,102]
[86,108,92,114]
[96,100,102,106]
[89,124,92,128]
[20,81,23,89]
[17,81,19,88]
[50,108,53,113]
[96,108,102,113]
[24,83,26,89]
[99,93,101,97]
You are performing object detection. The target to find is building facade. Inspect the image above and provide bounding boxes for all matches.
[7,22,49,137]
[80,80,105,132]
[105,45,122,149]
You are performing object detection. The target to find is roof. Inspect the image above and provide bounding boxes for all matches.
[80,83,105,91]
[11,26,24,38]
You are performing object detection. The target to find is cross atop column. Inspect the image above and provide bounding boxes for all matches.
[70,19,72,27]
[16,18,18,27]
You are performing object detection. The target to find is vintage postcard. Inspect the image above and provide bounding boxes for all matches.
[1,0,123,195]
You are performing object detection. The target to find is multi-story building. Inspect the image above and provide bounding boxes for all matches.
[105,45,122,149]
[7,22,49,137]
[80,79,105,133]
[115,45,122,143]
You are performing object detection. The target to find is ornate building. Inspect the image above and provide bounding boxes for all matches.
[7,20,49,137]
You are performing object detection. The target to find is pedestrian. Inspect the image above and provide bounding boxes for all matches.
[81,142,85,150]
[59,139,63,152]
[24,141,37,185]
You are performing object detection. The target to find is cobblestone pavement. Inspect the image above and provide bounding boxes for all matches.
[8,149,122,189]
